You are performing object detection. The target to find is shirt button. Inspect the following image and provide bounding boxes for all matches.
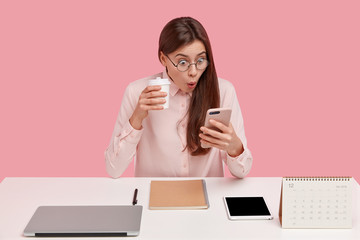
[181,103,185,108]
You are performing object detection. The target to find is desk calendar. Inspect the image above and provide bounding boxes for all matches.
[279,177,352,228]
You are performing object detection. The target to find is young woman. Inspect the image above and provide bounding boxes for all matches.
[105,17,252,178]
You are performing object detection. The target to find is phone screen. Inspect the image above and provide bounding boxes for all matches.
[224,197,272,219]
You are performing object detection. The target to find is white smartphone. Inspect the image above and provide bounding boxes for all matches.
[223,196,273,220]
[201,108,232,148]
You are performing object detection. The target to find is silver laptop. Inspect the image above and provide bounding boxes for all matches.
[23,205,143,237]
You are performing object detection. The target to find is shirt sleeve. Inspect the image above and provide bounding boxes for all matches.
[221,81,253,178]
[104,84,143,178]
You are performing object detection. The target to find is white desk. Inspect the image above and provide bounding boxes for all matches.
[0,177,359,239]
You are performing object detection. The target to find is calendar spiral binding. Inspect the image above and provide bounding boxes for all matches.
[284,176,352,182]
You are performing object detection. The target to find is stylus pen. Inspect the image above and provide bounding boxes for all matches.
[132,188,138,205]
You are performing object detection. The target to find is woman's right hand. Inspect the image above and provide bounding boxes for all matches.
[129,85,167,130]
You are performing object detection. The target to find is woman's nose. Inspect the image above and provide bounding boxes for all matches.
[188,64,197,77]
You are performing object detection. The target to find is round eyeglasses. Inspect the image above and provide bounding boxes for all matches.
[166,55,209,72]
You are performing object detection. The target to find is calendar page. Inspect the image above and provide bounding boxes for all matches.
[279,177,352,229]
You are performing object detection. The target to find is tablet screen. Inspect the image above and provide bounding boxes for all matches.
[224,197,272,220]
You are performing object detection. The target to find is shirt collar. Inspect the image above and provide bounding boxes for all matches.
[162,70,192,97]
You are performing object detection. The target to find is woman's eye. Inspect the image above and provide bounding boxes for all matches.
[178,60,188,66]
[197,58,205,63]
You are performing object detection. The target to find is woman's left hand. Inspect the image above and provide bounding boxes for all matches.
[199,119,244,157]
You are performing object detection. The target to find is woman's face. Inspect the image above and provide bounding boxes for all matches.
[160,40,207,93]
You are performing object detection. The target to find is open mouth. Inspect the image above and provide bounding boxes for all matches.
[187,82,197,89]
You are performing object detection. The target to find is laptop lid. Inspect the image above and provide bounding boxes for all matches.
[23,205,143,237]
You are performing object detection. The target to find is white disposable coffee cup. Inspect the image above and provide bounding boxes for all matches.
[148,77,171,109]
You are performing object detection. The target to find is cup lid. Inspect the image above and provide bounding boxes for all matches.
[148,77,170,86]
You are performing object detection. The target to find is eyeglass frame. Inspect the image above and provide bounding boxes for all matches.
[165,54,209,72]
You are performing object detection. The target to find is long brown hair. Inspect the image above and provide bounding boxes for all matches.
[158,17,220,155]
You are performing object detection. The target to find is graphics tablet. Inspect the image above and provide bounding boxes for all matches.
[224,197,273,220]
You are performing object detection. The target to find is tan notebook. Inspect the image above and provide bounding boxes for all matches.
[149,179,209,210]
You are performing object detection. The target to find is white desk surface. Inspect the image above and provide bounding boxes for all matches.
[0,177,359,240]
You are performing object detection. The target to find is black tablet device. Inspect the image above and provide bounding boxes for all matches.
[223,197,273,220]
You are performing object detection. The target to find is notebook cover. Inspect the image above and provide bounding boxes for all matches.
[149,179,209,210]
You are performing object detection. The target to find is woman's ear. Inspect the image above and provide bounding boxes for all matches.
[159,51,167,67]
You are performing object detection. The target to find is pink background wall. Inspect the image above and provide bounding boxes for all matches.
[1,1,359,182]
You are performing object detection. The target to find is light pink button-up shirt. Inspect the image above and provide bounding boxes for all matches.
[105,71,252,178]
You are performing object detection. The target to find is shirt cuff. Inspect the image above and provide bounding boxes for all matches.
[115,120,144,144]
[226,148,253,178]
